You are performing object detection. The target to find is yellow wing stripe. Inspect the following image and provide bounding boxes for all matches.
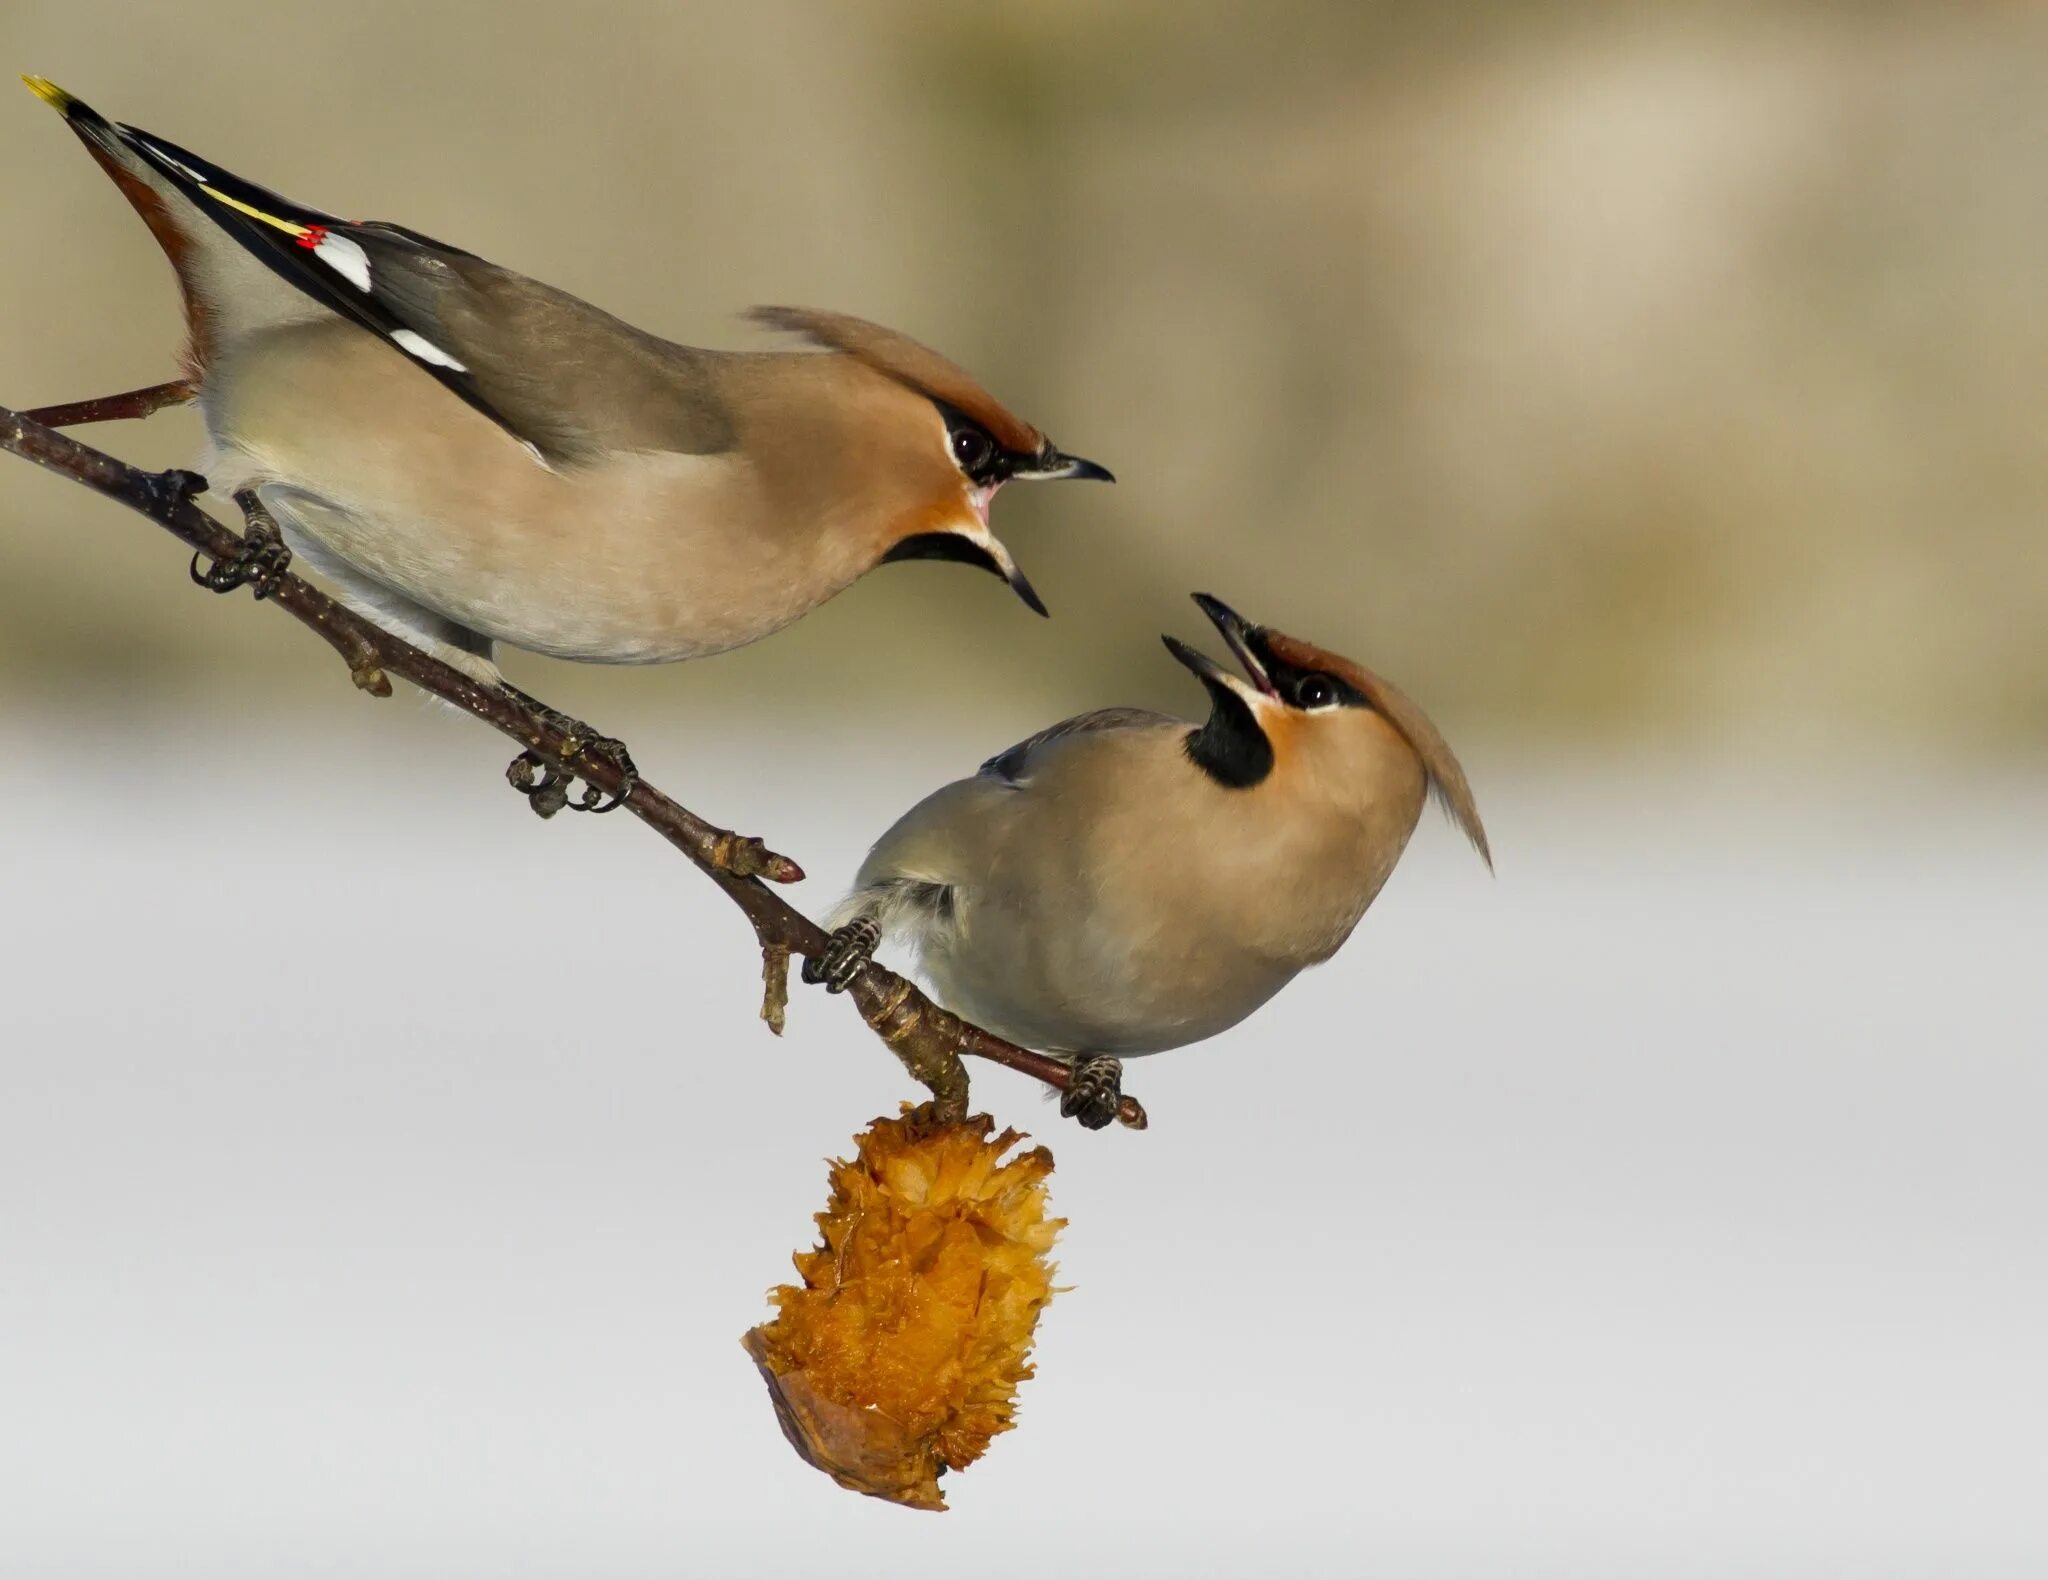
[194,186,311,238]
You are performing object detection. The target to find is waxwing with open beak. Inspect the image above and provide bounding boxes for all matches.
[21,78,1110,801]
[804,593,1490,1127]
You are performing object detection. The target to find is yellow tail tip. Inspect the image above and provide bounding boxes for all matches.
[21,74,74,111]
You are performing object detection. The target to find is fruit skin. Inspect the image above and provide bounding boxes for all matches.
[743,1106,1064,1510]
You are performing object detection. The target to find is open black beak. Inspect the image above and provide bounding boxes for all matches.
[1188,592,1277,695]
[1161,634,1236,689]
[1164,595,1283,790]
[1005,561,1050,617]
[881,530,1049,616]
[1014,449,1115,484]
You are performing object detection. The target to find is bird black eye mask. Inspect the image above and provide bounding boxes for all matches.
[935,400,1022,487]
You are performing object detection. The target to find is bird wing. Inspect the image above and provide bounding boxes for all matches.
[843,710,1180,948]
[978,707,1181,785]
[102,118,733,466]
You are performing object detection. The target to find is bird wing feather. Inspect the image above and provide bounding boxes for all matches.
[102,118,733,466]
[977,707,1181,785]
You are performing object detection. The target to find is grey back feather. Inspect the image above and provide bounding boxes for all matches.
[979,707,1181,784]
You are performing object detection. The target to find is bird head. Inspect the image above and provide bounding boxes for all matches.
[749,307,1111,617]
[1163,593,1491,867]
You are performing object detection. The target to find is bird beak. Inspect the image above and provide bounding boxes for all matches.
[1162,634,1243,692]
[1000,556,1050,617]
[1163,592,1278,705]
[879,529,1048,616]
[1188,592,1278,697]
[970,528,1050,617]
[1010,449,1115,484]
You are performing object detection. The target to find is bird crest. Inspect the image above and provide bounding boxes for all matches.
[748,305,1044,456]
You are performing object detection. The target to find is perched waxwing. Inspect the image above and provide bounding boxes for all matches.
[804,593,1490,1127]
[20,80,1109,727]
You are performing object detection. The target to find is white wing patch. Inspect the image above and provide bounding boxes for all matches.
[389,328,468,371]
[311,230,373,292]
[162,163,375,296]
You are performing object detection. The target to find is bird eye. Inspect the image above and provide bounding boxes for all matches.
[950,426,995,476]
[1295,673,1337,709]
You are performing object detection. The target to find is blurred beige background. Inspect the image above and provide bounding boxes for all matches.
[4,6,2046,1577]
[5,0,2045,755]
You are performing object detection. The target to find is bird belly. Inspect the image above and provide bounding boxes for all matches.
[917,888,1302,1058]
[238,475,799,665]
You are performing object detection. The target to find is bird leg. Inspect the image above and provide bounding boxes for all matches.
[1060,1054,1125,1131]
[189,489,292,600]
[501,688,638,818]
[801,916,881,994]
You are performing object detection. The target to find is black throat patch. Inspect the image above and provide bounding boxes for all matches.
[1183,683,1273,789]
[880,532,1004,576]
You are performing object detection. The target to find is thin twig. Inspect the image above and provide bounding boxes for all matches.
[23,379,196,428]
[760,944,791,1037]
[0,402,1149,1131]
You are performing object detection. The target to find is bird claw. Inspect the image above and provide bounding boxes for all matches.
[802,917,880,994]
[506,750,570,817]
[1060,1054,1124,1131]
[190,488,291,599]
[505,717,638,818]
[189,527,291,599]
[562,730,638,813]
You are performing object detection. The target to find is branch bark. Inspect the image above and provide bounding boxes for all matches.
[1,402,1147,1130]
[22,379,196,429]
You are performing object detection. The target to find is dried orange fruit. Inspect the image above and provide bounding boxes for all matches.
[743,1106,1062,1510]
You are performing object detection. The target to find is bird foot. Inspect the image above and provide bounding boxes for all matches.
[1060,1054,1124,1131]
[801,917,881,994]
[506,709,638,818]
[189,489,291,599]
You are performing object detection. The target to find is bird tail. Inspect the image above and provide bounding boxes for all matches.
[21,75,324,380]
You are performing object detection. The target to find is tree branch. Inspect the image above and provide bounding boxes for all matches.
[0,403,1147,1130]
[22,379,196,429]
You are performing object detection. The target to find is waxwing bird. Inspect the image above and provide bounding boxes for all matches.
[21,78,1110,804]
[803,593,1490,1128]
